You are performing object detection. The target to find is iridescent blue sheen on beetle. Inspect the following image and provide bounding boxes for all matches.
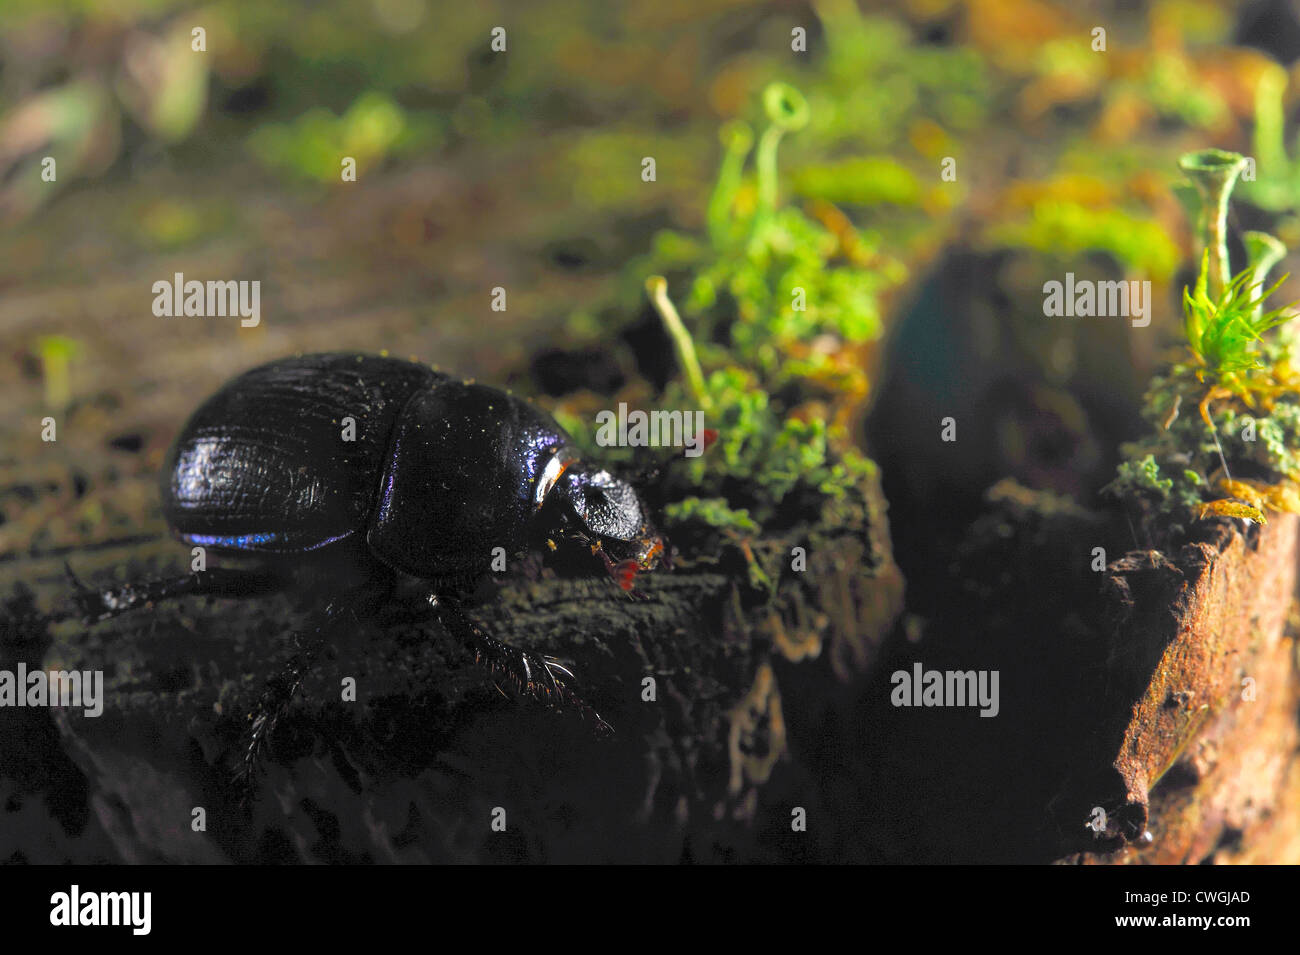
[71,353,666,795]
[162,353,663,582]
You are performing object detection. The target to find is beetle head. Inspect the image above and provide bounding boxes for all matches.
[546,467,665,583]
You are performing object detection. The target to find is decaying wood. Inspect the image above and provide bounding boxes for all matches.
[1054,515,1300,864]
[0,159,905,862]
[0,464,902,863]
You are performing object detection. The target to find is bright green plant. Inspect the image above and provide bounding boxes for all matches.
[639,82,904,394]
[557,82,894,550]
[1107,149,1300,525]
[1182,253,1292,393]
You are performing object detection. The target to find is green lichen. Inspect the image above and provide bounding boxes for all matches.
[1113,454,1173,500]
[564,82,895,541]
[1106,149,1300,523]
[648,88,893,537]
[1242,64,1300,214]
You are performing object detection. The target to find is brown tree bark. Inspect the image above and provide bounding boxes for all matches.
[1054,516,1300,864]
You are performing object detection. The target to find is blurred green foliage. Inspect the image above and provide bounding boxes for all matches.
[808,0,989,146]
[1241,63,1300,227]
[789,157,922,207]
[247,91,440,181]
[986,200,1181,281]
[1,0,994,217]
[10,0,1297,544]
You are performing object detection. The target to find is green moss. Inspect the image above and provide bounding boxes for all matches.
[1112,454,1173,499]
[567,82,898,540]
[663,498,757,535]
[1106,149,1300,522]
[1182,254,1293,380]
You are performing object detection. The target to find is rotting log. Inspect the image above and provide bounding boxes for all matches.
[810,477,1300,864]
[0,466,902,863]
[1053,515,1300,864]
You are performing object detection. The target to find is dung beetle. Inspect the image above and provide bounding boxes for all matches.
[70,352,671,794]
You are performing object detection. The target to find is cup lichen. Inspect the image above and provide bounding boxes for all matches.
[555,82,895,563]
[1106,150,1300,528]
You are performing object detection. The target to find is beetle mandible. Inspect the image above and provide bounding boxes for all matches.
[71,353,669,793]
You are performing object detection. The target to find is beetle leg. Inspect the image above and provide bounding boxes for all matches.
[235,603,347,807]
[64,564,283,625]
[541,656,575,682]
[236,638,326,807]
[427,595,613,737]
[235,577,393,806]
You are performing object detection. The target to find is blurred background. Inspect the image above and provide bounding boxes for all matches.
[4,0,1300,863]
[4,0,1300,584]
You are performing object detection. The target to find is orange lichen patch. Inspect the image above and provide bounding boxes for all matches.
[907,118,951,159]
[1192,351,1300,429]
[963,0,1080,70]
[1198,499,1265,524]
[1260,481,1300,512]
[1193,48,1279,119]
[1199,477,1300,525]
[806,199,876,270]
[1196,384,1233,428]
[1216,477,1266,511]
[1093,89,1147,144]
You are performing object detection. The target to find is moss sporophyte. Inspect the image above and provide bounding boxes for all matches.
[1106,149,1300,526]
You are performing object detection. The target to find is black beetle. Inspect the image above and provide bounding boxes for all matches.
[71,352,669,792]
